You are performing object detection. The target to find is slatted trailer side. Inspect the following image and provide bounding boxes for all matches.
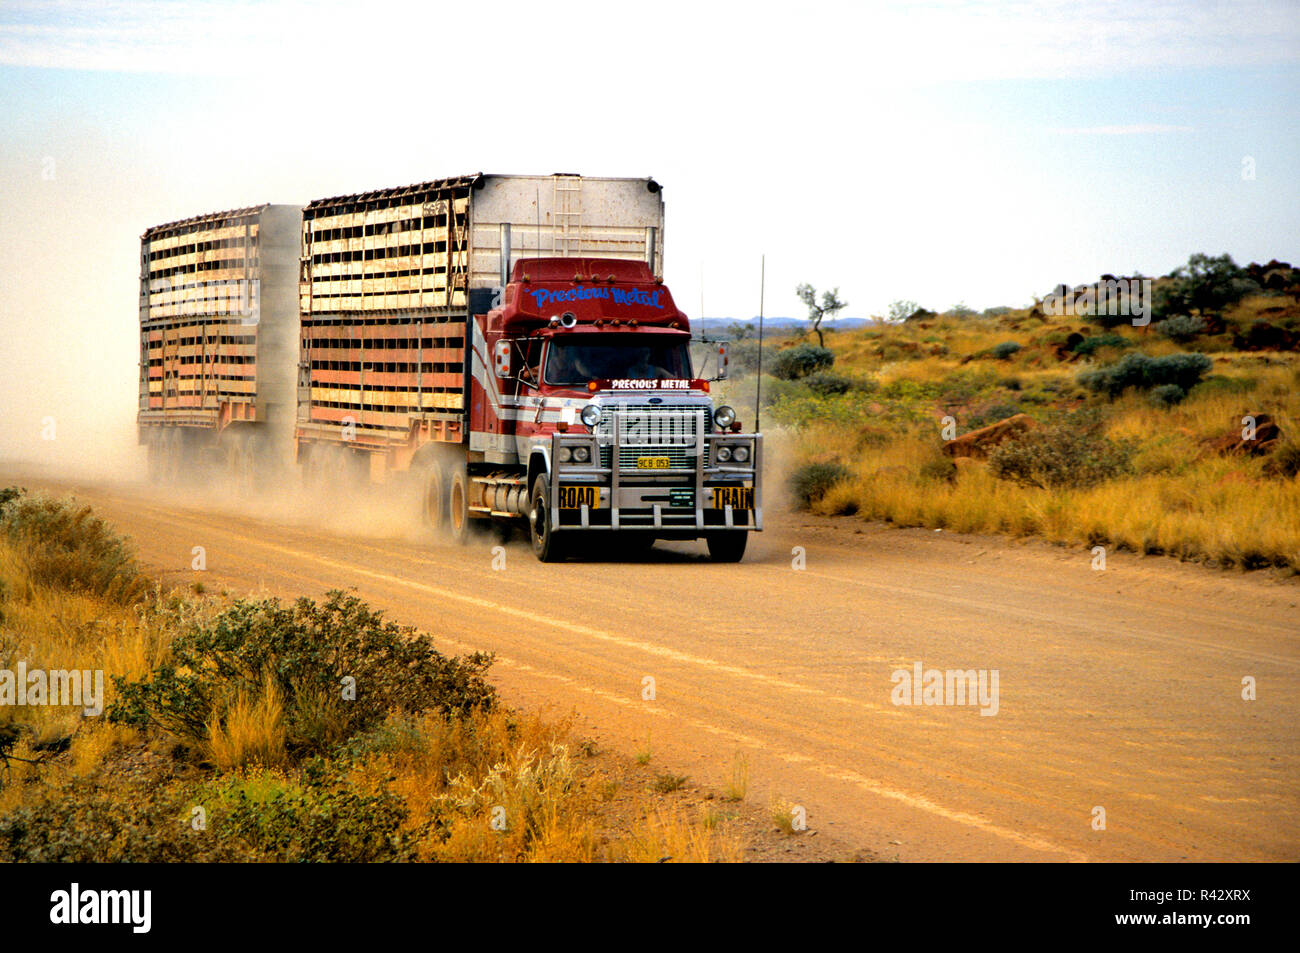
[295,173,665,482]
[137,204,302,483]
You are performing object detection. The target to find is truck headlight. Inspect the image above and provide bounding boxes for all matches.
[732,445,749,463]
[713,405,736,429]
[715,446,732,463]
[558,446,572,463]
[580,404,601,427]
[573,446,590,463]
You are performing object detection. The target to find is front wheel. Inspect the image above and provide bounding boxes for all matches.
[529,475,565,562]
[448,468,470,543]
[422,462,446,530]
[705,531,748,563]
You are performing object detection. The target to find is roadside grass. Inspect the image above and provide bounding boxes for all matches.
[652,772,688,794]
[0,490,746,862]
[620,805,744,863]
[756,297,1300,572]
[769,796,800,835]
[722,752,749,802]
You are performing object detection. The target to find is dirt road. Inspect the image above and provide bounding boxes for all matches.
[8,468,1298,861]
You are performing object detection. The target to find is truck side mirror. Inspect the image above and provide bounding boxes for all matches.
[713,342,730,381]
[493,340,512,379]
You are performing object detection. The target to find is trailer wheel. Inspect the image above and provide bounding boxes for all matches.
[225,432,255,497]
[448,469,470,543]
[529,474,565,562]
[145,430,165,484]
[422,463,446,530]
[160,427,183,485]
[705,531,748,563]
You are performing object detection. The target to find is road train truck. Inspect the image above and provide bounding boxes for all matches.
[138,173,762,561]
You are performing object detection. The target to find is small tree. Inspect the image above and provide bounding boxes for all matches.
[888,299,919,323]
[796,283,848,347]
[1153,253,1259,321]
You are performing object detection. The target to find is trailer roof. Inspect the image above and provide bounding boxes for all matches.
[303,174,483,216]
[142,204,270,240]
[303,173,661,217]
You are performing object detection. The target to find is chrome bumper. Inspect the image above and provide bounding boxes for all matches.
[548,430,763,533]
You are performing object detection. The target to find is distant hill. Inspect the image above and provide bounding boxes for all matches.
[695,316,880,336]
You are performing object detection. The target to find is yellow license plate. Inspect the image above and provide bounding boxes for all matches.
[714,486,754,510]
[636,456,672,470]
[558,485,599,509]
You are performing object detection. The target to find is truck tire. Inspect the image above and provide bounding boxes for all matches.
[448,469,470,543]
[160,427,183,485]
[705,531,748,563]
[422,462,446,530]
[224,431,255,497]
[145,430,165,484]
[302,444,327,492]
[529,474,565,562]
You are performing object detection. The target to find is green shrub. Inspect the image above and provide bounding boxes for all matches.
[108,590,495,758]
[1,491,148,603]
[988,412,1133,489]
[1148,384,1187,408]
[968,403,1022,429]
[1154,314,1206,342]
[0,775,254,862]
[1264,444,1300,480]
[771,344,834,380]
[1078,352,1212,398]
[803,371,857,396]
[0,487,21,518]
[789,462,850,509]
[1071,333,1132,357]
[919,456,957,483]
[207,761,415,862]
[727,338,764,374]
[992,341,1022,360]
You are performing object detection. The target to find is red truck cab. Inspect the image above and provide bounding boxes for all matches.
[470,258,762,561]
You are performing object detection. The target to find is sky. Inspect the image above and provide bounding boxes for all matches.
[0,0,1298,467]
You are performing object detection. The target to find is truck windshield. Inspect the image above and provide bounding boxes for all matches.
[544,337,692,385]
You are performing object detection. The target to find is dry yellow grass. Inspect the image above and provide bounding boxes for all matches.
[722,751,749,802]
[774,297,1300,571]
[620,805,744,863]
[204,672,288,772]
[0,535,166,747]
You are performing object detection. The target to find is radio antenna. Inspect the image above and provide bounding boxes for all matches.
[756,254,765,433]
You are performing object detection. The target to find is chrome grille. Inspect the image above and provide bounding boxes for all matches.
[595,403,712,470]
